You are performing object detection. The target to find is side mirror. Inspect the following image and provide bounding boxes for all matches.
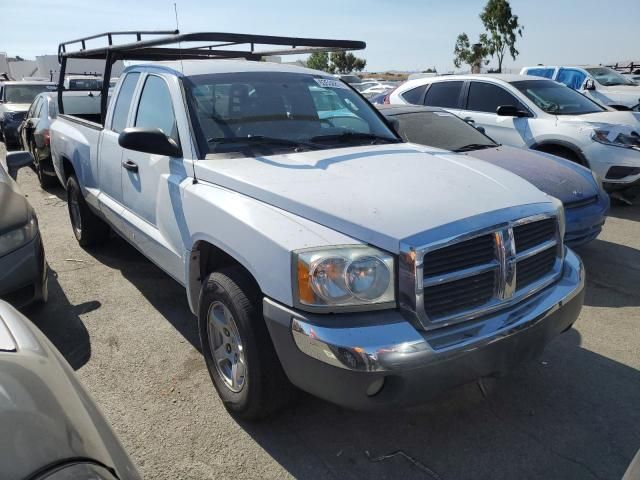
[496,105,530,118]
[118,128,182,157]
[584,79,596,91]
[5,151,34,180]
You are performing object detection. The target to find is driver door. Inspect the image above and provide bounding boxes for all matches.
[460,81,534,147]
[120,73,187,282]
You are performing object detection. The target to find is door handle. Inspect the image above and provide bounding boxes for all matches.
[122,159,139,173]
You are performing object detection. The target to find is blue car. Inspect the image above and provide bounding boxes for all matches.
[379,105,609,246]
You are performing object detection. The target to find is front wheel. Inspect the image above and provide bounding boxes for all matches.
[198,267,295,420]
[66,175,110,247]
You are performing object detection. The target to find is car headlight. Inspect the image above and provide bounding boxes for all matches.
[0,216,37,257]
[592,129,640,149]
[294,246,395,310]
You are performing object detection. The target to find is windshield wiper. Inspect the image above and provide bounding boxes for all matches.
[311,132,399,144]
[453,143,497,152]
[207,135,320,150]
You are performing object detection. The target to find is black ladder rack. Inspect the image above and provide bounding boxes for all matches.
[56,29,366,123]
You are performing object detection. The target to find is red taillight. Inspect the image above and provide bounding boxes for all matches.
[44,129,50,146]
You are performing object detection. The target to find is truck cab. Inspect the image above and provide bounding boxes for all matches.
[50,31,585,420]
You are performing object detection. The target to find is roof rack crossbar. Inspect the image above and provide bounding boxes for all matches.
[57,30,179,61]
[58,31,365,61]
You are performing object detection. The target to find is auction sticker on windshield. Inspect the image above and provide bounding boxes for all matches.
[314,78,350,90]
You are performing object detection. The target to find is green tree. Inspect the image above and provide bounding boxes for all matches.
[329,51,366,74]
[306,51,331,72]
[479,0,523,73]
[453,33,489,71]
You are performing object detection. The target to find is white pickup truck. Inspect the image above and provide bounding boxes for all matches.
[50,32,585,419]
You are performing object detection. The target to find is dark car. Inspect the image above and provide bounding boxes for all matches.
[378,104,610,246]
[0,300,141,480]
[0,152,48,307]
[19,93,59,188]
[0,81,56,148]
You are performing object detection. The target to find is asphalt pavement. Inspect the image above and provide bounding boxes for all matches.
[3,143,639,480]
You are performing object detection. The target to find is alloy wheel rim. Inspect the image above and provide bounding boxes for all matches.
[207,301,246,393]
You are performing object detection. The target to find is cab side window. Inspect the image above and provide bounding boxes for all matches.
[134,75,179,143]
[111,72,140,133]
[466,82,526,114]
[556,68,587,90]
[423,81,464,108]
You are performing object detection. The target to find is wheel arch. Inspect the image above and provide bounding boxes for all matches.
[187,239,263,315]
[530,140,589,167]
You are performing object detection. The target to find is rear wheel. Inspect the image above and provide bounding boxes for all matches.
[66,175,110,247]
[32,143,57,189]
[198,266,295,420]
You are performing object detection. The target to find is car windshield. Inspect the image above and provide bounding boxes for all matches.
[5,84,55,104]
[388,110,497,151]
[184,72,399,155]
[585,67,637,87]
[512,79,605,115]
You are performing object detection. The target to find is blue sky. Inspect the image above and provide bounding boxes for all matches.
[1,0,638,73]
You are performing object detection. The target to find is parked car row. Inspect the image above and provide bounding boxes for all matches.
[388,74,640,194]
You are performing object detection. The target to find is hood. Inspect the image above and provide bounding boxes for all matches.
[195,143,550,253]
[461,145,598,204]
[557,111,640,134]
[0,168,31,235]
[0,302,140,480]
[599,85,640,104]
[1,103,30,113]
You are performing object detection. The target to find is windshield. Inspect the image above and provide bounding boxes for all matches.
[585,67,637,87]
[389,110,497,151]
[512,79,605,115]
[4,84,55,104]
[68,78,103,90]
[185,72,399,155]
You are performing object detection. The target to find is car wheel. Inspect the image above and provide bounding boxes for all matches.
[199,266,295,420]
[32,143,57,189]
[66,175,110,247]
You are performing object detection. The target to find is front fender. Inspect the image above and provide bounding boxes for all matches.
[182,181,359,314]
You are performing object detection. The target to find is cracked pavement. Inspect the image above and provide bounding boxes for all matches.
[3,143,639,480]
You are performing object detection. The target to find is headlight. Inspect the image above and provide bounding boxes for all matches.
[592,129,640,149]
[294,246,395,310]
[0,216,37,257]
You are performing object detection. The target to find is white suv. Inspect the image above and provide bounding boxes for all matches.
[520,65,640,111]
[389,74,640,190]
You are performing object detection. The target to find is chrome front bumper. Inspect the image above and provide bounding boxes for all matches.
[264,249,584,409]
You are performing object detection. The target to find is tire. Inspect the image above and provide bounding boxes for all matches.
[66,175,110,247]
[32,143,57,189]
[198,266,294,420]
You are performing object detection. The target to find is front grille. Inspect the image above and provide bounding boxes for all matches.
[420,216,560,324]
[514,218,555,252]
[423,234,495,277]
[423,270,495,318]
[516,247,557,291]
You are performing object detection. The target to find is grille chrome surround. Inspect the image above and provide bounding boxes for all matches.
[399,205,564,331]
